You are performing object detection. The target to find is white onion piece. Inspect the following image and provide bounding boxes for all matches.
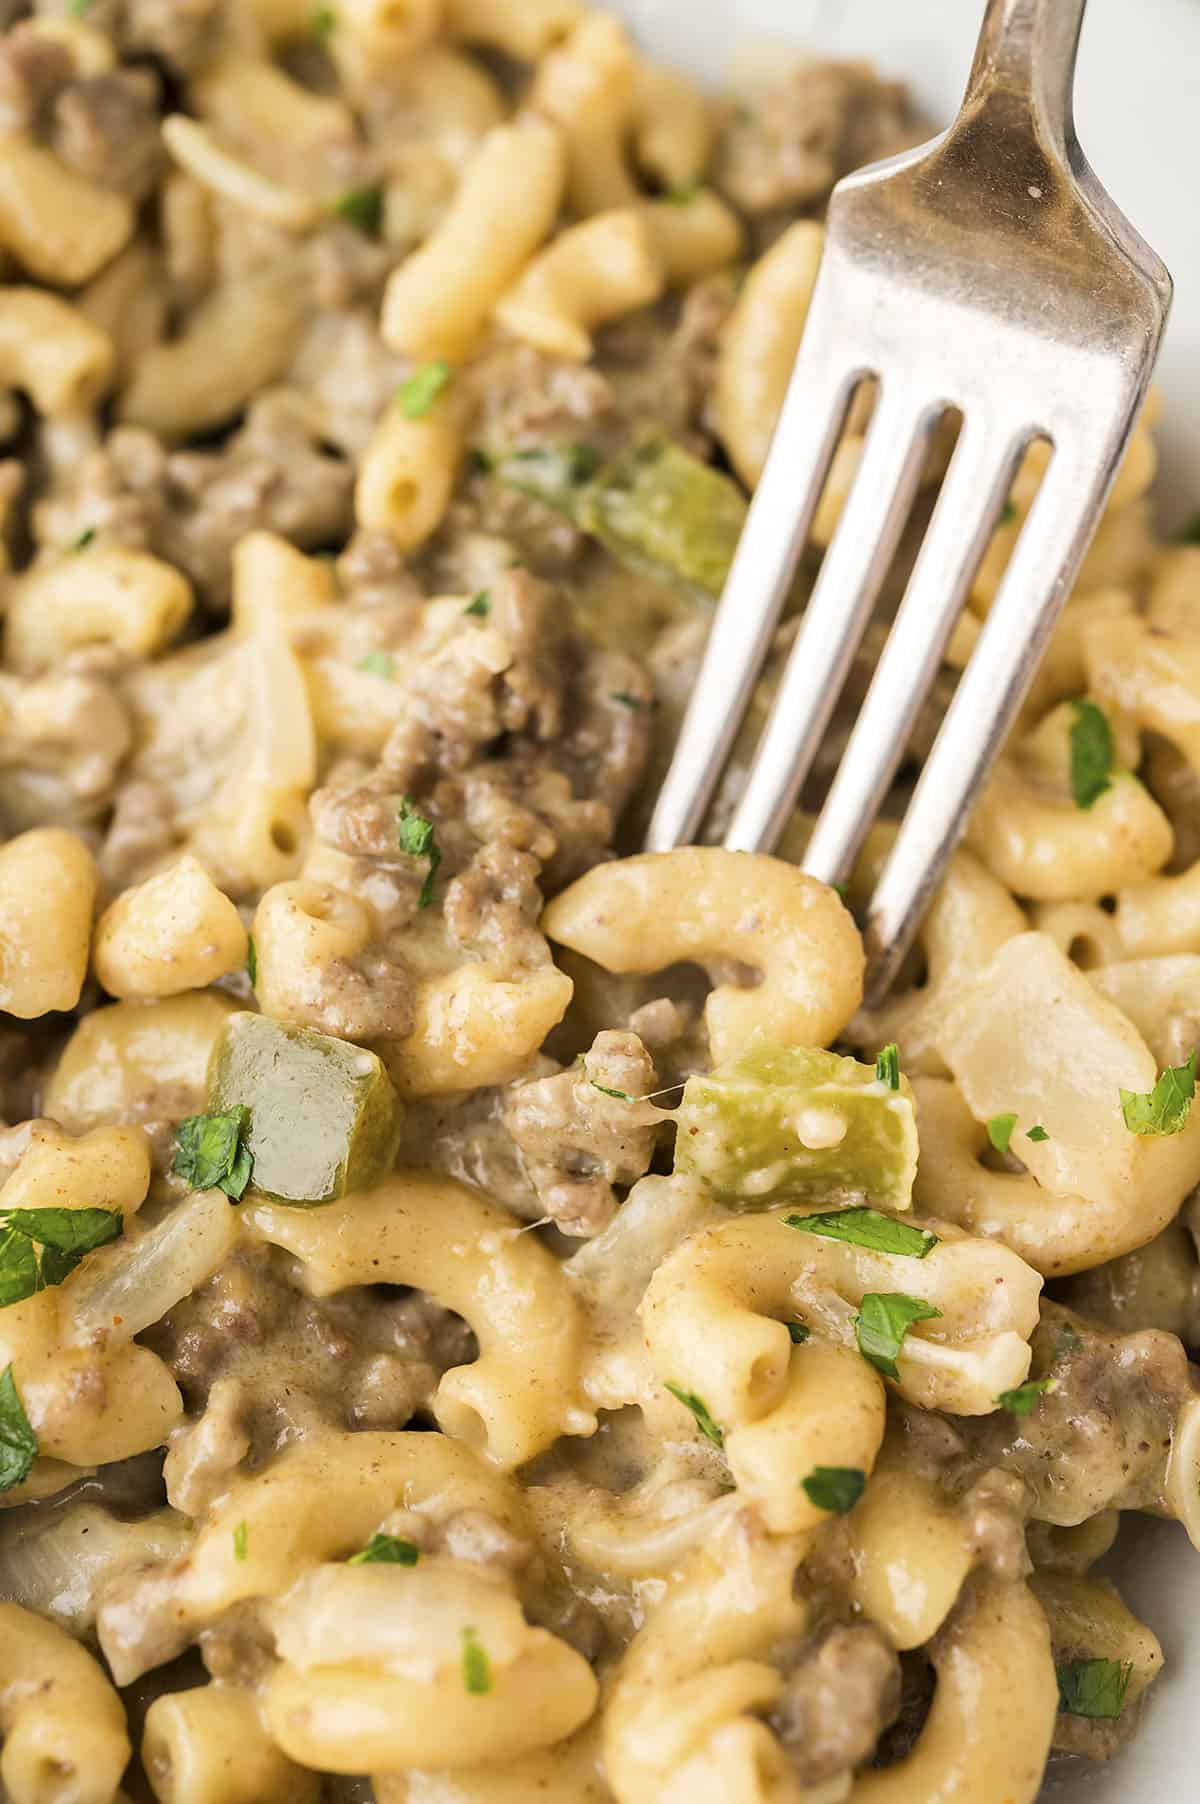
[0,1501,189,1633]
[65,1186,237,1344]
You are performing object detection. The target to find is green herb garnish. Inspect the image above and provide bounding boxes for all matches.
[397,799,441,910]
[801,1466,866,1515]
[1069,698,1114,810]
[1120,1050,1197,1137]
[1175,512,1200,546]
[855,1292,942,1379]
[610,691,651,709]
[173,1107,254,1201]
[356,651,395,679]
[332,185,384,236]
[787,1322,810,1345]
[784,1207,938,1259]
[0,1205,123,1309]
[233,1521,248,1561]
[999,500,1017,525]
[663,1382,724,1447]
[463,591,490,617]
[349,1533,420,1566]
[461,1626,491,1695]
[311,3,336,36]
[398,359,452,419]
[997,1377,1057,1416]
[875,1044,900,1090]
[664,182,700,205]
[1026,1124,1050,1142]
[245,936,257,988]
[986,1112,1017,1154]
[71,525,96,552]
[1056,1658,1133,1720]
[589,1081,633,1101]
[0,1364,37,1492]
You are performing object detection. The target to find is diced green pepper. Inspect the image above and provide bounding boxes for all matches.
[674,1037,919,1212]
[493,434,747,598]
[207,1013,402,1206]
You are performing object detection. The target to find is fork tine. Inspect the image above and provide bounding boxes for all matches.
[644,311,858,853]
[862,433,1126,1007]
[802,413,1028,887]
[723,384,940,854]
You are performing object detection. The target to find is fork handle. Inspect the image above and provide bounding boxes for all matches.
[965,0,1087,146]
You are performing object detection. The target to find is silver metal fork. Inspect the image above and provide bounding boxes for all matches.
[646,0,1170,1008]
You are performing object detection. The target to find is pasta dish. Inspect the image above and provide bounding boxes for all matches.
[0,3,1195,1801]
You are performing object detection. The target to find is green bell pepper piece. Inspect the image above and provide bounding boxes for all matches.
[207,1012,402,1206]
[674,1037,919,1212]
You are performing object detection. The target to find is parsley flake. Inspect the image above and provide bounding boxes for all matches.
[463,591,490,617]
[664,182,700,205]
[66,0,91,14]
[1027,1124,1050,1142]
[311,3,336,36]
[173,1108,254,1202]
[356,651,395,679]
[1056,1658,1133,1720]
[399,360,452,419]
[610,691,651,709]
[0,1206,123,1308]
[801,1466,866,1515]
[349,1532,420,1566]
[999,500,1017,525]
[997,1377,1057,1416]
[0,1364,37,1492]
[71,526,96,552]
[245,936,257,988]
[986,1112,1017,1154]
[784,1207,938,1259]
[1069,699,1114,810]
[663,1382,724,1447]
[589,1081,633,1101]
[461,1626,491,1695]
[787,1322,811,1345]
[397,799,441,909]
[855,1292,942,1379]
[332,185,384,236]
[1120,1050,1197,1137]
[233,1521,248,1561]
[875,1044,900,1090]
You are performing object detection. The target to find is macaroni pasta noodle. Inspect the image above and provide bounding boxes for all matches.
[0,10,1190,1802]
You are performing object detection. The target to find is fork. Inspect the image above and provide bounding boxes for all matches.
[645,0,1170,1008]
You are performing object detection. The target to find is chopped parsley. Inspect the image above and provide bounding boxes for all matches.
[0,1206,123,1309]
[1120,1050,1197,1137]
[999,500,1017,525]
[855,1292,942,1379]
[463,591,490,617]
[461,1626,491,1695]
[986,1112,1017,1154]
[1056,1658,1133,1720]
[996,1377,1057,1416]
[356,651,395,679]
[332,185,384,236]
[233,1521,248,1561]
[663,1382,724,1447]
[1027,1124,1050,1142]
[610,691,651,709]
[787,1322,811,1345]
[0,1364,37,1493]
[397,799,441,909]
[1175,512,1200,546]
[801,1466,866,1515]
[173,1107,254,1202]
[1068,699,1114,810]
[348,1533,420,1566]
[311,3,336,35]
[398,359,452,419]
[664,182,700,206]
[784,1207,938,1259]
[71,525,97,552]
[875,1043,900,1090]
[589,1080,633,1101]
[245,936,257,988]
[66,0,91,14]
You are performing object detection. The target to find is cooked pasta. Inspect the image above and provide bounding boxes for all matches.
[0,7,1190,1803]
